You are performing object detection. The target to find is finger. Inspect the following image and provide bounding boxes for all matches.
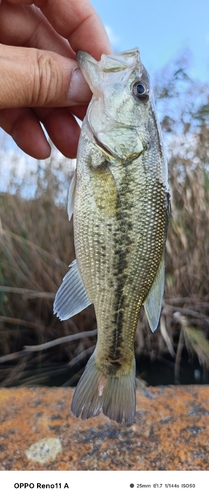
[0,106,83,159]
[40,0,112,58]
[5,0,111,58]
[0,103,87,159]
[0,1,75,57]
[0,45,91,108]
[0,108,51,158]
[36,108,81,159]
[0,44,91,158]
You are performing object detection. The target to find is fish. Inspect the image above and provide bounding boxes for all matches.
[54,48,170,424]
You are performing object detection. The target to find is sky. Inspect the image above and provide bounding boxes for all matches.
[91,0,209,82]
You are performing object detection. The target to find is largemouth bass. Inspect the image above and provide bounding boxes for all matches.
[54,48,170,424]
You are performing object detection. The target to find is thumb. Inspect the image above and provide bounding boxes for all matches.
[0,44,91,109]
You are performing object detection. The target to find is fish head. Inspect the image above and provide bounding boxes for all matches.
[77,49,152,160]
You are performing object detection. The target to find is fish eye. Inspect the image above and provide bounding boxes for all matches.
[132,80,149,102]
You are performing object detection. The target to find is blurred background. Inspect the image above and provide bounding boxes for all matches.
[0,0,209,388]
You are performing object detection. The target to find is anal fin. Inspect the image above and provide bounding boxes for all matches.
[53,259,91,321]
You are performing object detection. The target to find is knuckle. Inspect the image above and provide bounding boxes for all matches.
[32,50,61,106]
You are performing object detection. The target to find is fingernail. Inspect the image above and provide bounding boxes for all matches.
[68,68,92,104]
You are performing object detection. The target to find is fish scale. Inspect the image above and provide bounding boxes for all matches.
[54,48,170,423]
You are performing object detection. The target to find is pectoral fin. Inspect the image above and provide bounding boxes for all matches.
[67,167,76,221]
[91,163,120,217]
[53,259,91,321]
[143,255,165,332]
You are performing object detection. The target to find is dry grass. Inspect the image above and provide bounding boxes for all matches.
[0,55,209,386]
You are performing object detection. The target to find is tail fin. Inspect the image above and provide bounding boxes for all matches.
[71,351,136,424]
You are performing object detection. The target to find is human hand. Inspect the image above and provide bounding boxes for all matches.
[0,0,111,158]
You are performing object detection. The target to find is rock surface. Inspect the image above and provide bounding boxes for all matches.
[0,386,209,470]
